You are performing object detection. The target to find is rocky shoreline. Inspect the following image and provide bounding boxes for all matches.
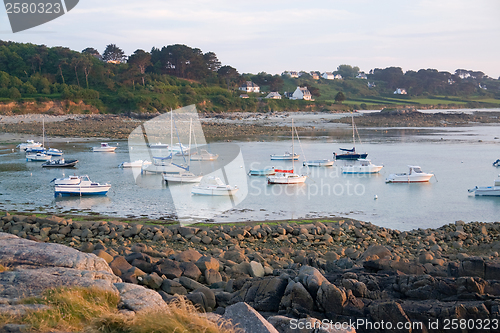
[2,212,500,332]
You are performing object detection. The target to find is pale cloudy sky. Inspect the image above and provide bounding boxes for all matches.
[1,0,499,78]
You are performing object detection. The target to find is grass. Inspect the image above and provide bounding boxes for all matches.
[0,264,8,272]
[0,287,239,333]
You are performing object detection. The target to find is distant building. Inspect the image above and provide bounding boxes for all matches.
[265,92,282,99]
[289,71,299,78]
[333,74,343,80]
[290,86,312,100]
[310,72,319,80]
[106,60,122,64]
[239,81,260,93]
[356,72,368,79]
[239,94,249,98]
[394,88,407,95]
[322,72,334,80]
[367,82,376,88]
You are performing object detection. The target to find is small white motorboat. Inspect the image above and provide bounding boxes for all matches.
[191,176,238,196]
[53,175,111,196]
[92,143,117,152]
[267,169,307,184]
[190,149,218,161]
[493,159,500,167]
[149,142,169,149]
[163,171,203,183]
[46,148,63,156]
[118,160,152,168]
[25,147,46,153]
[17,140,42,151]
[385,166,434,183]
[270,152,299,161]
[303,159,334,167]
[468,176,500,196]
[26,152,51,162]
[342,159,383,174]
[248,167,276,176]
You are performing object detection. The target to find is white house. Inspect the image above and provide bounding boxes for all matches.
[394,88,407,95]
[322,72,334,80]
[265,92,282,99]
[290,87,312,101]
[239,81,260,93]
[333,74,343,80]
[289,71,299,78]
[310,72,319,80]
[356,72,368,79]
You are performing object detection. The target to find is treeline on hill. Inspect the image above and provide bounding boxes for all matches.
[0,40,498,114]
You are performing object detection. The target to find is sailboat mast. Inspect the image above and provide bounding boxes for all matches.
[188,118,192,169]
[292,119,294,171]
[352,115,355,150]
[170,109,173,154]
[42,118,45,148]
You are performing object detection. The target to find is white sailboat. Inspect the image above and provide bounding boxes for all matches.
[191,176,238,196]
[26,119,51,161]
[267,119,307,185]
[164,118,203,183]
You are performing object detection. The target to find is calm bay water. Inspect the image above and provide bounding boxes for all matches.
[1,123,499,231]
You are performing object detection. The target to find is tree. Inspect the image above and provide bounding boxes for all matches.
[218,65,240,90]
[80,54,94,88]
[203,52,221,72]
[57,58,68,84]
[102,44,126,63]
[335,91,346,103]
[308,85,321,97]
[128,49,152,86]
[70,57,81,86]
[82,47,100,56]
[336,64,360,79]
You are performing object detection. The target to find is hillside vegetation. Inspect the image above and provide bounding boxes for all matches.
[0,40,499,114]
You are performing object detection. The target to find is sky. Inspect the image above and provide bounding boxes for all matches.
[1,0,499,78]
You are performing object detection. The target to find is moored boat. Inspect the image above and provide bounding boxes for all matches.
[248,167,276,176]
[42,159,78,168]
[163,171,203,183]
[494,159,500,167]
[191,176,238,196]
[149,142,169,149]
[385,166,434,183]
[267,169,307,184]
[270,152,299,161]
[118,160,152,168]
[190,149,218,161]
[341,159,383,174]
[303,159,334,167]
[46,148,63,156]
[468,176,500,196]
[334,115,367,160]
[17,140,42,151]
[92,143,117,152]
[53,175,111,196]
[25,147,47,153]
[26,152,51,162]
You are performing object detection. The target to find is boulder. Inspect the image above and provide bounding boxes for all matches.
[109,256,134,277]
[249,261,265,278]
[114,282,168,313]
[195,256,220,272]
[161,279,188,295]
[223,302,279,333]
[316,282,346,316]
[368,301,412,333]
[179,276,205,291]
[297,265,328,297]
[187,287,216,312]
[154,259,183,279]
[280,281,314,314]
[359,245,392,261]
[205,268,223,285]
[174,249,202,262]
[230,277,288,312]
[0,232,112,274]
[179,261,202,281]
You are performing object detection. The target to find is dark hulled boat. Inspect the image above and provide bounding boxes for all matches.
[42,159,78,168]
[334,148,368,160]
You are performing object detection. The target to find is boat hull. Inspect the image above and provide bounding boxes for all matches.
[472,187,500,196]
[26,154,51,162]
[385,174,433,183]
[163,173,203,183]
[93,147,117,152]
[303,160,334,167]
[191,187,238,196]
[249,168,276,176]
[270,155,299,161]
[54,185,111,196]
[42,160,78,168]
[342,165,383,174]
[334,153,368,160]
[267,175,307,184]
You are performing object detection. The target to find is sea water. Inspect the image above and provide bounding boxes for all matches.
[0,124,499,231]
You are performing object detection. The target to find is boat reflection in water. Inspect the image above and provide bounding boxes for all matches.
[54,195,111,210]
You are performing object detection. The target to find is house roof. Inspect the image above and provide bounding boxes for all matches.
[241,81,259,88]
[296,87,311,95]
[265,92,281,98]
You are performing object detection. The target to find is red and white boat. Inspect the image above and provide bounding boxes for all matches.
[267,169,307,184]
